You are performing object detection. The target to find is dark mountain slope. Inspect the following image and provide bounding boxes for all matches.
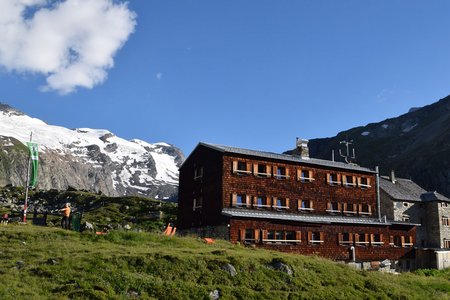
[291,96,450,197]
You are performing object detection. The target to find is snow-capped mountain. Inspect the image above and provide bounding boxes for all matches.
[0,103,184,200]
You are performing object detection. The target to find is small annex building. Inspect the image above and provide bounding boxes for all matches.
[178,140,417,270]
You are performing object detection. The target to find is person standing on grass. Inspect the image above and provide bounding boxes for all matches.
[60,203,71,229]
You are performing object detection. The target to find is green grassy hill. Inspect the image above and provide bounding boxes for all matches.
[0,225,449,299]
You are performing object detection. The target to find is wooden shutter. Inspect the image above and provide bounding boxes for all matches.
[320,232,324,242]
[349,233,353,242]
[297,169,301,180]
[338,233,343,244]
[253,164,258,175]
[254,229,260,242]
[337,203,342,212]
[380,234,384,244]
[401,236,405,247]
[253,196,258,205]
[246,195,251,208]
[409,235,414,245]
[307,232,312,244]
[286,198,290,208]
[342,175,347,184]
[367,178,371,187]
[246,162,252,173]
[239,229,246,241]
[231,194,237,207]
[286,168,290,179]
[296,231,301,242]
[309,170,313,179]
[272,197,277,207]
[232,161,238,173]
[309,200,313,209]
[355,233,360,243]
[389,236,394,245]
[326,173,331,184]
[365,234,369,243]
[343,203,348,212]
[352,176,356,184]
[357,177,362,186]
[358,204,362,214]
[337,174,342,184]
[273,166,278,176]
[327,202,331,210]
[262,230,268,240]
[266,165,271,176]
[368,205,372,215]
[370,234,374,244]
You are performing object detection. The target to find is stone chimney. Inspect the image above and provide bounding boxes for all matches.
[390,170,396,184]
[296,138,309,159]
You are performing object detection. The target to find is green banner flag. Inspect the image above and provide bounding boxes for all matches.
[27,142,38,188]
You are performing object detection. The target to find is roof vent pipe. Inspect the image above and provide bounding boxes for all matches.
[390,170,396,184]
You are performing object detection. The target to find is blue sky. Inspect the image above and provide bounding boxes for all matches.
[1,0,450,156]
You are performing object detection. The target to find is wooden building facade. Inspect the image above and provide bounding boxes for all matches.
[178,142,416,264]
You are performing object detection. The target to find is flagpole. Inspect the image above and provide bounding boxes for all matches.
[23,132,32,223]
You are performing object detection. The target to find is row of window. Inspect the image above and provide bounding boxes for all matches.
[231,194,373,215]
[240,229,413,247]
[231,160,372,188]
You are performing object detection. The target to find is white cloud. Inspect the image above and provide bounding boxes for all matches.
[0,0,136,94]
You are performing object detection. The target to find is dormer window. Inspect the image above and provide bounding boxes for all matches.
[297,169,314,182]
[232,161,251,175]
[327,173,341,186]
[254,164,271,178]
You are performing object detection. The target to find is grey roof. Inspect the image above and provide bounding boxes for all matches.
[380,176,450,202]
[197,142,375,173]
[221,208,417,226]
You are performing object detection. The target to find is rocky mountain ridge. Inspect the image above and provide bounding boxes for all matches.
[288,96,450,197]
[0,103,184,200]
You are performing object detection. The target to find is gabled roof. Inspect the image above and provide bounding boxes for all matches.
[380,176,449,202]
[190,142,375,173]
[222,208,418,226]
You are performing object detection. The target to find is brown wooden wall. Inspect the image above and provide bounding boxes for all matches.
[222,155,377,216]
[229,218,415,261]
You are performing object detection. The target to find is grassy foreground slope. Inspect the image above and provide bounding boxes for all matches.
[0,225,449,300]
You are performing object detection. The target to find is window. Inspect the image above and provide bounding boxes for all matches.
[254,196,270,208]
[442,216,450,226]
[403,236,413,247]
[403,202,409,207]
[442,202,449,208]
[194,167,203,180]
[274,166,289,179]
[239,229,260,243]
[402,215,410,223]
[342,175,356,187]
[193,197,203,211]
[327,202,341,214]
[298,199,314,212]
[355,233,369,246]
[338,233,353,245]
[327,173,341,186]
[297,169,314,182]
[231,193,250,208]
[343,203,357,215]
[358,204,372,216]
[358,177,371,188]
[308,231,324,245]
[232,161,251,175]
[370,234,383,246]
[262,230,301,244]
[272,197,289,210]
[390,236,402,247]
[253,163,271,178]
[444,239,450,248]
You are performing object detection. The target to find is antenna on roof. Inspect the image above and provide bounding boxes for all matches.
[339,139,356,164]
